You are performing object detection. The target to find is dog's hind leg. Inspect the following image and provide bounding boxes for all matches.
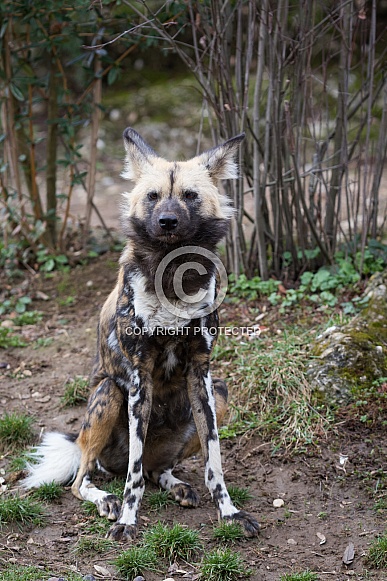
[188,367,260,537]
[147,378,229,509]
[71,377,124,521]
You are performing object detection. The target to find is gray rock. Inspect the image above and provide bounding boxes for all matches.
[308,270,387,402]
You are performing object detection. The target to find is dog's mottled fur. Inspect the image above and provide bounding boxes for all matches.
[23,128,260,541]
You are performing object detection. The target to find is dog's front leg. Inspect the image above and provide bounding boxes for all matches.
[107,368,153,541]
[187,366,260,537]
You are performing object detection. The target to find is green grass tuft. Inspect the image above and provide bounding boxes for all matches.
[215,331,332,449]
[143,521,202,562]
[0,412,34,453]
[280,572,318,581]
[0,494,44,528]
[227,486,253,509]
[113,545,159,579]
[373,497,387,512]
[1,565,84,581]
[61,376,89,406]
[200,547,251,581]
[74,535,115,555]
[81,501,111,535]
[81,500,99,516]
[365,532,387,569]
[32,481,63,502]
[8,450,37,471]
[1,565,47,581]
[145,489,174,510]
[105,477,125,496]
[213,521,245,542]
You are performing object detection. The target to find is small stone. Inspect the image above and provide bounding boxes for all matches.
[287,538,297,545]
[83,576,96,581]
[133,577,145,581]
[273,498,285,507]
[86,280,93,288]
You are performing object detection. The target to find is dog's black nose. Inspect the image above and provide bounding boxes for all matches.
[159,214,178,230]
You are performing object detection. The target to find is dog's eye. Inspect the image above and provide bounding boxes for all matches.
[147,191,159,201]
[184,190,198,200]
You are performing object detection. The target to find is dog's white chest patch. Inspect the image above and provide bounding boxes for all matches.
[130,273,215,330]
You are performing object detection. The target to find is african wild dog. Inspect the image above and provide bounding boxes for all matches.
[23,128,260,541]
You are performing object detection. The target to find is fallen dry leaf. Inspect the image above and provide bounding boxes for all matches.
[36,290,50,300]
[35,395,51,403]
[316,532,326,545]
[94,564,112,577]
[343,541,355,565]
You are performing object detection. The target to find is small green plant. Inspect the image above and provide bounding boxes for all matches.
[146,489,174,510]
[0,412,34,453]
[228,273,280,301]
[317,511,328,520]
[213,521,244,542]
[12,310,42,326]
[33,337,54,349]
[36,248,69,272]
[74,536,115,555]
[0,495,44,528]
[200,547,250,581]
[61,376,89,406]
[143,521,202,562]
[0,327,27,348]
[280,572,318,581]
[32,482,63,502]
[227,486,253,509]
[0,295,32,315]
[58,295,76,306]
[365,532,387,569]
[113,545,159,579]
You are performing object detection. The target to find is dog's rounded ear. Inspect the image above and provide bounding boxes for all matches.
[196,133,245,182]
[122,128,158,181]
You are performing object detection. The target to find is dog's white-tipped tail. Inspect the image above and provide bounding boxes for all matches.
[22,432,81,489]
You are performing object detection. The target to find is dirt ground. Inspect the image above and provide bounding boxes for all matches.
[0,254,386,581]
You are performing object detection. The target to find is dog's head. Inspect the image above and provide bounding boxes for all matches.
[121,128,244,248]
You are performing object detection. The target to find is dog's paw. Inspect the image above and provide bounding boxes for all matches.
[106,522,137,541]
[96,494,122,521]
[224,510,260,537]
[170,483,200,507]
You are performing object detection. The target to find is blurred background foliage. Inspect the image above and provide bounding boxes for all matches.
[1,0,387,281]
